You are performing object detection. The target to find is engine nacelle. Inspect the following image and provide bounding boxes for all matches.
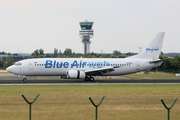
[67,70,86,79]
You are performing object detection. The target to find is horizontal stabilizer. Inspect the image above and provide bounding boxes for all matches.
[150,57,172,63]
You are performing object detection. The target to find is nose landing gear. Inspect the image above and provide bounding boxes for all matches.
[18,75,27,82]
[23,78,27,82]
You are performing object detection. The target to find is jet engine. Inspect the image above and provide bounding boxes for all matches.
[67,70,86,79]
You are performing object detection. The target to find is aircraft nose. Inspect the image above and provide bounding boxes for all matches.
[6,66,14,73]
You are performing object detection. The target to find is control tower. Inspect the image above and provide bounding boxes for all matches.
[79,20,94,54]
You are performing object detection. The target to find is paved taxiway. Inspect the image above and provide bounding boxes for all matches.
[0,73,180,84]
[0,79,180,84]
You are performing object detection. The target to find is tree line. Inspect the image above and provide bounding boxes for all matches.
[30,48,132,58]
[0,49,180,73]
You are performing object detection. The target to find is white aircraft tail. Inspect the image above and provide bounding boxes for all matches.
[130,32,165,60]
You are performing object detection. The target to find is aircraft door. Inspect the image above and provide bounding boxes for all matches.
[28,61,33,70]
[136,61,140,70]
[19,63,22,72]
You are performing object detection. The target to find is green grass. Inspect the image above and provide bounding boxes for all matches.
[0,85,180,120]
[122,72,179,79]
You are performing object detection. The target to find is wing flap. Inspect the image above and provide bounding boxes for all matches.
[85,66,115,76]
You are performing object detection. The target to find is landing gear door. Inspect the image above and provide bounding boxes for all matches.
[28,61,33,70]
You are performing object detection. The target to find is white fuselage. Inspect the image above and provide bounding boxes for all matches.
[7,58,161,76]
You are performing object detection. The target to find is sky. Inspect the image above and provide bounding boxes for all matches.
[0,0,180,54]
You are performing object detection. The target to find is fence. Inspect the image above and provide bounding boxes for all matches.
[17,94,178,120]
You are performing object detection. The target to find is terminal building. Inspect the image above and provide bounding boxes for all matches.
[79,20,94,54]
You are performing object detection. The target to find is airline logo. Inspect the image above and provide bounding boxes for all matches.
[45,60,110,68]
[146,47,159,53]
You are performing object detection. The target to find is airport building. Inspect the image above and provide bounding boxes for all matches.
[79,20,94,54]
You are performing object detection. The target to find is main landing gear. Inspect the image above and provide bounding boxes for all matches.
[23,78,27,82]
[84,76,94,81]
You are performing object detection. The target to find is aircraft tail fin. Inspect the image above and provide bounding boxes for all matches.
[130,32,165,60]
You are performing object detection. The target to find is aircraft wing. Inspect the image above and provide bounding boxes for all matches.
[85,66,116,76]
[150,57,172,64]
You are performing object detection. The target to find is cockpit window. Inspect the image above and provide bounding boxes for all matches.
[14,62,22,66]
[14,62,18,65]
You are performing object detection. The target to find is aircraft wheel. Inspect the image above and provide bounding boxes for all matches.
[84,76,90,81]
[23,78,27,82]
[90,77,94,81]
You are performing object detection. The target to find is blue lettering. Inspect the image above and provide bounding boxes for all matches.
[71,60,78,68]
[56,62,60,68]
[45,60,69,68]
[79,60,82,68]
[45,60,52,68]
[45,60,111,69]
[64,62,69,68]
[88,62,96,68]
[82,62,86,68]
[146,47,159,53]
[56,62,63,68]
[53,60,56,68]
[104,60,110,66]
[97,62,102,68]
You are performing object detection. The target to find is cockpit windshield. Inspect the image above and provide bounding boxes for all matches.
[14,62,22,66]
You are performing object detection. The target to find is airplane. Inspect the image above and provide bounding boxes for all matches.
[6,32,165,82]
